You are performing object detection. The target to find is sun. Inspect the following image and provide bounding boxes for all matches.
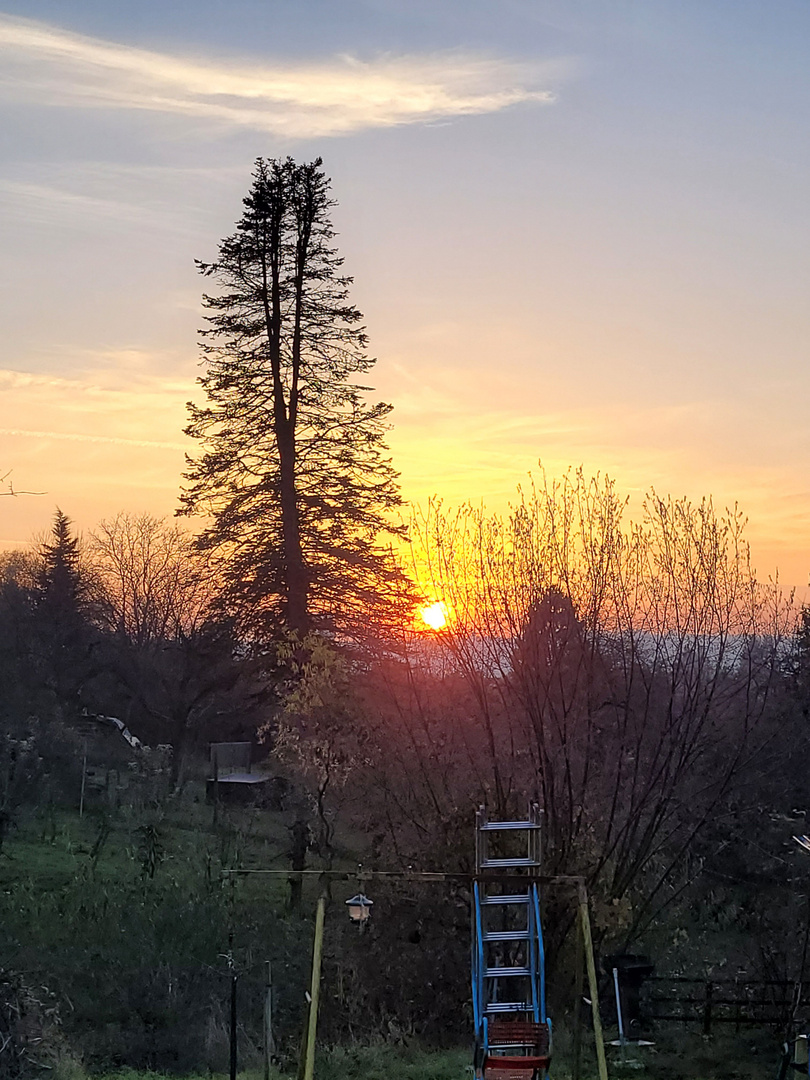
[419,601,449,631]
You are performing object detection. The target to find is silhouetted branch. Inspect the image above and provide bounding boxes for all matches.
[0,470,45,496]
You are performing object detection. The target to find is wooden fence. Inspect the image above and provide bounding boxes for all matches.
[644,977,810,1033]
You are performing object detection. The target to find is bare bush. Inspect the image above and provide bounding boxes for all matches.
[86,514,264,787]
[89,513,215,644]
[376,470,793,943]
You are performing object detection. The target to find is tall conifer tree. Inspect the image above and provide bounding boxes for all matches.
[180,157,407,639]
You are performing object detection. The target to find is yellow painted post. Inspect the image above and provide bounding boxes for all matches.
[303,893,327,1080]
[577,883,608,1080]
[264,960,274,1080]
[572,902,584,1080]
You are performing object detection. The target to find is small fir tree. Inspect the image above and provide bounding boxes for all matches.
[37,509,82,614]
[35,509,93,719]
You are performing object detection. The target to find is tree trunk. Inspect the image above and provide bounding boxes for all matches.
[288,816,308,912]
[170,716,191,794]
[277,424,309,635]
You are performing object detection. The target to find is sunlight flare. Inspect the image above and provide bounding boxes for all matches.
[420,600,449,631]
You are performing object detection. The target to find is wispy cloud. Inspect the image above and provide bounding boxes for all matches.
[0,14,562,136]
[0,363,192,529]
[0,161,241,232]
[0,178,194,232]
[0,428,186,451]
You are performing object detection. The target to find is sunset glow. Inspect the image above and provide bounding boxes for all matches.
[0,4,809,592]
[0,6,808,1062]
[420,602,449,632]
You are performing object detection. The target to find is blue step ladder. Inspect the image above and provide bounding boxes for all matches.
[472,803,552,1080]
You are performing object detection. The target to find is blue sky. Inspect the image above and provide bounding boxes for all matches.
[1,1,810,586]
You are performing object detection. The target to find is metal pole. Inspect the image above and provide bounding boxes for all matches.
[303,893,327,1080]
[213,750,220,829]
[578,883,609,1080]
[230,973,237,1080]
[79,741,87,818]
[264,960,274,1080]
[613,966,626,1064]
[613,968,625,1045]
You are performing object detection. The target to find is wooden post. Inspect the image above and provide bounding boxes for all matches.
[264,960,274,1080]
[107,769,118,810]
[578,883,609,1080]
[303,893,327,1080]
[703,980,713,1036]
[572,904,585,1080]
[288,818,308,913]
[229,973,237,1080]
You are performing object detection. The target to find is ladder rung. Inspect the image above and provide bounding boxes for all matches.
[479,821,541,831]
[482,894,530,905]
[484,930,531,942]
[485,1002,534,1013]
[480,858,540,868]
[485,967,532,978]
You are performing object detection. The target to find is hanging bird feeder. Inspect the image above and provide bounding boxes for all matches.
[345,893,374,924]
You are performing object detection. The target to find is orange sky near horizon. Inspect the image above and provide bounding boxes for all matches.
[0,352,806,596]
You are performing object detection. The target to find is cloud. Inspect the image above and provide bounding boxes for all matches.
[0,363,192,544]
[0,179,193,232]
[0,364,192,449]
[0,160,243,232]
[0,14,562,137]
[0,428,186,451]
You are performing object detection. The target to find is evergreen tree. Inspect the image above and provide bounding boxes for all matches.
[37,509,82,612]
[34,509,94,719]
[180,157,408,639]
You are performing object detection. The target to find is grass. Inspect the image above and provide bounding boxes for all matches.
[50,1036,783,1080]
[56,1049,473,1080]
[2,796,791,1080]
[44,1026,789,1080]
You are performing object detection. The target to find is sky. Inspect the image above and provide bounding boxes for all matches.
[1,0,809,588]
